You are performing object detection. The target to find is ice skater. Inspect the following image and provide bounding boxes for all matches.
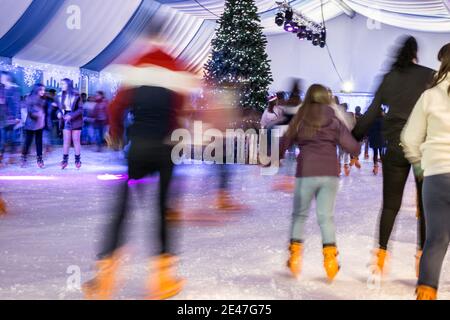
[281,84,360,281]
[0,193,6,216]
[56,78,83,169]
[21,84,46,168]
[367,108,385,175]
[82,36,197,300]
[329,94,356,176]
[402,43,450,300]
[0,71,21,165]
[352,36,435,276]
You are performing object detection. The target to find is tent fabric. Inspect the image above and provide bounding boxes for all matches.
[0,0,32,39]
[0,0,449,73]
[0,0,65,58]
[15,0,142,67]
[345,0,450,32]
[82,0,161,72]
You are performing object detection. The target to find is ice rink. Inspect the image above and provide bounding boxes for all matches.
[0,148,448,300]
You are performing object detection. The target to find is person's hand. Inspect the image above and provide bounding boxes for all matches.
[15,119,21,124]
[57,113,62,120]
[64,115,71,121]
[413,162,424,182]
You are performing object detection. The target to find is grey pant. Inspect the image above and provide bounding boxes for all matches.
[418,174,450,289]
[291,177,339,246]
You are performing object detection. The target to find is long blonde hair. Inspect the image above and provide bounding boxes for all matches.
[286,84,333,139]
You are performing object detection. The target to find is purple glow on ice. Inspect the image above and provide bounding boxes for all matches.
[0,176,57,181]
[96,174,157,185]
[128,177,158,185]
[97,174,127,181]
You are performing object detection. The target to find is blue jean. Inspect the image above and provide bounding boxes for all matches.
[418,173,450,290]
[94,124,105,147]
[0,125,19,154]
[291,177,340,246]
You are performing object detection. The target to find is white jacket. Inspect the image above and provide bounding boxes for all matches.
[401,73,450,177]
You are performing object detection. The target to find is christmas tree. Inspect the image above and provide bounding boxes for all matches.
[204,0,273,112]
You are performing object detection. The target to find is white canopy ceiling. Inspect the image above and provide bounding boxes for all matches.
[0,0,449,73]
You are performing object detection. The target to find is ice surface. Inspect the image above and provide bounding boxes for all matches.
[0,147,448,300]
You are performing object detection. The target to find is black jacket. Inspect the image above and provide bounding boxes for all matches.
[353,64,435,143]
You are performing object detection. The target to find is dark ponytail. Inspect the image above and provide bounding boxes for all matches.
[431,43,450,95]
[391,36,418,72]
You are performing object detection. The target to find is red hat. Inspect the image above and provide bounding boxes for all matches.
[132,48,186,72]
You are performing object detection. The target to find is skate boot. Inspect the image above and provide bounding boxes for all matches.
[415,250,423,278]
[344,164,351,176]
[20,155,27,168]
[75,155,82,169]
[37,156,45,169]
[0,197,6,216]
[371,248,389,275]
[373,164,379,176]
[8,155,17,165]
[350,158,362,169]
[82,251,123,300]
[416,285,437,300]
[216,190,243,211]
[287,242,303,278]
[323,246,340,282]
[147,254,185,300]
[273,176,295,192]
[61,155,69,170]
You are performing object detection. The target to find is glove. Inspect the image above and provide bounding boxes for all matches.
[412,162,424,182]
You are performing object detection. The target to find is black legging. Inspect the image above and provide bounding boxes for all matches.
[99,142,174,258]
[22,129,43,157]
[378,143,425,250]
[372,147,383,165]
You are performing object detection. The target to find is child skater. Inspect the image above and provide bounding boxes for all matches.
[281,84,360,281]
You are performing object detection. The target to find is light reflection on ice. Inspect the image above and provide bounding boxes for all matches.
[0,176,57,181]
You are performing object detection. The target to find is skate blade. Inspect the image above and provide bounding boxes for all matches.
[82,284,114,300]
[147,281,185,300]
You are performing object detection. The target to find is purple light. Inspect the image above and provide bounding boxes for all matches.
[128,177,158,185]
[96,174,158,185]
[0,176,57,181]
[284,22,294,32]
[97,174,127,181]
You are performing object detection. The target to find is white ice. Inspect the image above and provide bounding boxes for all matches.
[0,147,448,300]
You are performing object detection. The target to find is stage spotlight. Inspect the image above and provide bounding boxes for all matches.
[312,34,320,46]
[275,12,284,26]
[320,28,327,41]
[284,21,295,33]
[319,28,326,47]
[297,25,307,40]
[285,8,293,21]
[306,30,313,41]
